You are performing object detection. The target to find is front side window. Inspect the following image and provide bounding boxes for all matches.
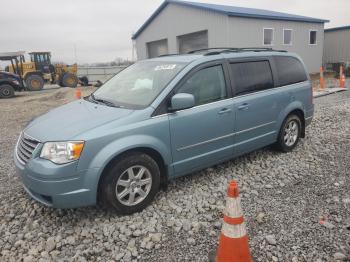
[177,65,227,106]
[263,28,274,45]
[283,29,293,45]
[93,61,186,108]
[274,56,308,86]
[309,30,317,45]
[230,61,274,96]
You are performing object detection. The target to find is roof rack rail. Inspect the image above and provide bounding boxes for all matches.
[188,48,239,54]
[235,47,287,53]
[188,47,287,55]
[157,53,179,57]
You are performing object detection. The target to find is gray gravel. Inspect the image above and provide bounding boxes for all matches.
[0,88,350,261]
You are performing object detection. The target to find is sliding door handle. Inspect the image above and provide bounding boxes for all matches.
[238,103,249,111]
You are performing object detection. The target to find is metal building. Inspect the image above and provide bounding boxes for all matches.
[132,0,329,73]
[324,25,350,64]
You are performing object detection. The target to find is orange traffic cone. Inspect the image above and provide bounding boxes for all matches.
[75,88,82,99]
[339,65,345,88]
[215,181,252,262]
[319,66,325,90]
[341,74,346,89]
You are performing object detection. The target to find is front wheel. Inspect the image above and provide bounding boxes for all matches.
[99,152,160,214]
[61,73,78,88]
[0,84,15,98]
[276,115,302,152]
[25,75,44,91]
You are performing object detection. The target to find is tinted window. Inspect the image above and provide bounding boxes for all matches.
[177,65,227,106]
[274,56,308,86]
[230,61,274,96]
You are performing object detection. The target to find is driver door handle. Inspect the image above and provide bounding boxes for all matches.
[218,108,232,115]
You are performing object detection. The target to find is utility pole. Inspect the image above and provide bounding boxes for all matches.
[131,31,136,62]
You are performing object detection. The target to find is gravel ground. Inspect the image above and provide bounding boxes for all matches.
[0,87,349,262]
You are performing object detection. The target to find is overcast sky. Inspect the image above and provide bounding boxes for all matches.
[0,0,349,64]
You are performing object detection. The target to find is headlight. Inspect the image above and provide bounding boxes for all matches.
[40,141,85,164]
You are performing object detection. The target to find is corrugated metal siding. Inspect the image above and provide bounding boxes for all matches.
[227,17,324,73]
[135,4,228,60]
[135,3,324,73]
[324,29,350,63]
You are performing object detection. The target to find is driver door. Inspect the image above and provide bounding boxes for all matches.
[169,62,235,177]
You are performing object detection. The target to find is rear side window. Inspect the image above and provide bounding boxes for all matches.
[274,56,308,86]
[230,61,274,96]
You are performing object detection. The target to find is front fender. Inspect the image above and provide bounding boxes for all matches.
[89,135,171,170]
[82,135,172,196]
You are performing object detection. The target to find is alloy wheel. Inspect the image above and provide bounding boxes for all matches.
[116,165,153,206]
[284,120,299,147]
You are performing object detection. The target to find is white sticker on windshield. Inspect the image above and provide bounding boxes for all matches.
[154,64,177,71]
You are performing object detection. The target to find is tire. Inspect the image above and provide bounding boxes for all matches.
[25,75,44,91]
[100,152,161,215]
[61,73,78,88]
[79,76,89,86]
[0,84,15,98]
[95,80,103,87]
[276,114,302,152]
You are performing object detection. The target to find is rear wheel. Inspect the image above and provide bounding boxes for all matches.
[99,152,160,214]
[0,84,15,98]
[276,114,302,152]
[25,75,44,91]
[62,73,78,88]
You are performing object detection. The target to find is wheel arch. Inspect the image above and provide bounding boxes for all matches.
[278,103,305,138]
[96,146,169,204]
[0,81,17,89]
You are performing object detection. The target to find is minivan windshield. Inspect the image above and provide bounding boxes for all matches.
[92,61,187,109]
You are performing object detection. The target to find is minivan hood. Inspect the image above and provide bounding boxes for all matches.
[25,99,134,141]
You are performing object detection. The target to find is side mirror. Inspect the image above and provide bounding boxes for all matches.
[170,93,195,111]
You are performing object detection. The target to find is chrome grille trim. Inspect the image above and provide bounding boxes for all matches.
[16,133,41,165]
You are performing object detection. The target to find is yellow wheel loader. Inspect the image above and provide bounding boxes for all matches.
[3,51,79,91]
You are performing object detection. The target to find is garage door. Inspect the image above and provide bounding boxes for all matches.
[147,39,168,58]
[178,30,208,54]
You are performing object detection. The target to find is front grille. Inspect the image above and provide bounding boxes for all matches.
[16,133,40,165]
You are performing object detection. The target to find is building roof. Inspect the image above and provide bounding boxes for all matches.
[0,51,25,60]
[132,0,329,40]
[325,25,350,32]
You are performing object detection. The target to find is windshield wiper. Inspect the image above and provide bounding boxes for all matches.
[90,94,122,108]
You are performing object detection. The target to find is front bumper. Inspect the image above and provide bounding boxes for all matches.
[14,152,99,209]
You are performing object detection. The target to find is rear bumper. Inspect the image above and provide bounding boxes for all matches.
[305,115,313,126]
[14,152,100,209]
[305,107,314,127]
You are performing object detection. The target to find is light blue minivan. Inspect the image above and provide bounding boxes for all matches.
[14,48,314,214]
